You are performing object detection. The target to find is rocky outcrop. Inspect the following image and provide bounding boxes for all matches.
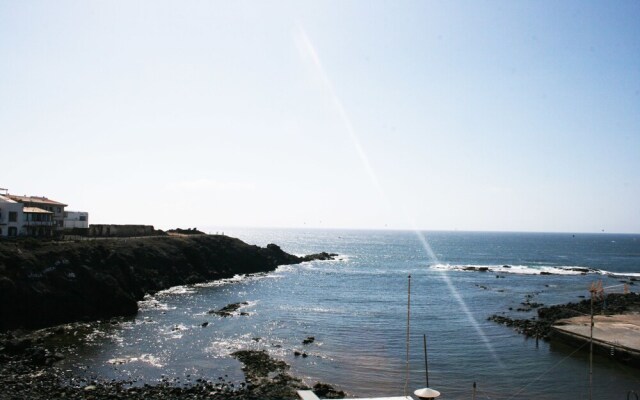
[488,293,640,339]
[0,236,335,331]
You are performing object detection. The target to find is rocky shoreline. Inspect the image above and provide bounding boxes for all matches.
[0,235,342,399]
[0,235,336,331]
[488,292,640,339]
[0,324,345,399]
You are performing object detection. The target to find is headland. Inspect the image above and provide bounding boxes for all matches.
[0,234,336,331]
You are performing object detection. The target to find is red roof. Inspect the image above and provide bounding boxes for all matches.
[7,194,67,207]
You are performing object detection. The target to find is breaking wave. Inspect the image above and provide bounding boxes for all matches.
[430,263,640,277]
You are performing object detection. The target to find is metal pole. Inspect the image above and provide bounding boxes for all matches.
[473,382,477,400]
[589,289,594,400]
[423,334,429,388]
[404,275,411,397]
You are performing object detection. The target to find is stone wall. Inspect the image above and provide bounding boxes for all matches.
[88,224,161,237]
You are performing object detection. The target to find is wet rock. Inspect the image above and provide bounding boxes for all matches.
[231,349,309,398]
[26,346,46,365]
[567,267,592,273]
[464,266,489,272]
[300,252,339,262]
[312,382,346,399]
[3,338,33,354]
[302,336,315,345]
[209,302,249,317]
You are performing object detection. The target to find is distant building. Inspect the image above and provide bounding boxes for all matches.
[6,194,67,231]
[64,211,89,229]
[23,206,56,236]
[0,193,24,237]
[0,188,89,238]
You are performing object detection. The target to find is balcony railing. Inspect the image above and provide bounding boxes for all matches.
[24,221,57,226]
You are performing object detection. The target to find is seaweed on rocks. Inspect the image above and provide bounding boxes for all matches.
[231,350,344,399]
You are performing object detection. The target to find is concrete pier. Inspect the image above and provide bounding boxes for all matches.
[551,314,640,366]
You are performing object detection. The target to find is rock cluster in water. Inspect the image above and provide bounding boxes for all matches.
[209,302,250,317]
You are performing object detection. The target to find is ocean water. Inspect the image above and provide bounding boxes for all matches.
[59,229,640,399]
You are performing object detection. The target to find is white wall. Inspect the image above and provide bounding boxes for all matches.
[64,211,89,229]
[0,195,24,237]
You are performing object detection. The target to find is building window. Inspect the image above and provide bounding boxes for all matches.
[79,216,87,221]
[57,207,61,213]
[9,211,17,222]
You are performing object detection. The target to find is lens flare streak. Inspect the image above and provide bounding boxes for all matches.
[294,23,503,367]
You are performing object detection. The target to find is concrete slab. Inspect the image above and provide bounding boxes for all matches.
[551,314,640,365]
[297,390,413,400]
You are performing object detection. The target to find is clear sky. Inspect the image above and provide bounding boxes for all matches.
[1,1,639,233]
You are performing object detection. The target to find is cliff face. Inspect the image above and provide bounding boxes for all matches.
[0,235,314,331]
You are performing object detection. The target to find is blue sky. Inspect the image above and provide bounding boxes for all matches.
[1,1,639,233]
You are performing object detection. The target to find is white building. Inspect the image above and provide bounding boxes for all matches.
[6,194,67,231]
[64,211,89,229]
[0,188,82,237]
[0,193,24,237]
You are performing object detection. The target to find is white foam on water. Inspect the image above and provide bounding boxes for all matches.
[107,354,163,368]
[139,353,164,368]
[107,356,138,365]
[603,270,640,278]
[194,274,248,287]
[430,263,603,276]
[206,334,261,358]
[138,296,174,311]
[195,273,274,288]
[156,285,196,296]
[160,323,189,339]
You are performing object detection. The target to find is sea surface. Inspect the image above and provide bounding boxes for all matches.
[58,229,640,399]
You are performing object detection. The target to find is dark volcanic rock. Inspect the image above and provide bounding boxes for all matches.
[312,382,346,399]
[167,228,206,235]
[464,266,489,272]
[0,235,337,331]
[230,350,344,399]
[210,302,249,317]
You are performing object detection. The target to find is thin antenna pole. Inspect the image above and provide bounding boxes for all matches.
[423,334,429,388]
[589,287,594,400]
[404,275,411,397]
